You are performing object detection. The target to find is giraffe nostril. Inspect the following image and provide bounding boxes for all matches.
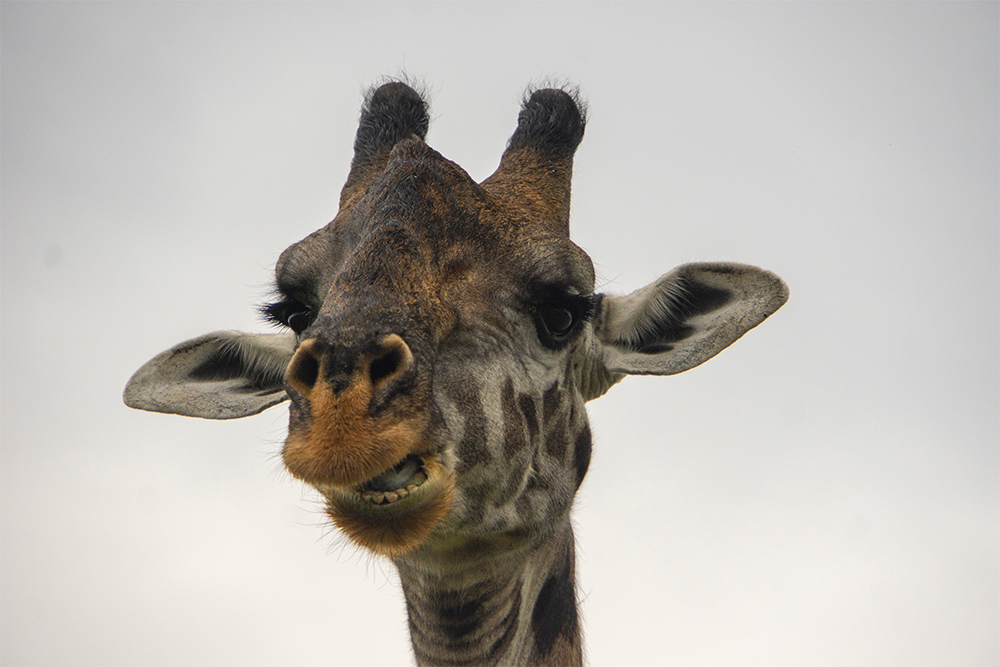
[369,348,402,385]
[296,353,320,389]
[287,339,322,394]
[369,334,413,387]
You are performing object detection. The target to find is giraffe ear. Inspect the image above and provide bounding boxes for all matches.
[583,263,788,397]
[124,331,295,419]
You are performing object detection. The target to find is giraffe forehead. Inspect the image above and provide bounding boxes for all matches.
[354,140,580,256]
[276,143,595,300]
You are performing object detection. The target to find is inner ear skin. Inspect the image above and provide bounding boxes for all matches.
[187,336,291,392]
[614,279,733,354]
[626,323,694,354]
[674,280,732,317]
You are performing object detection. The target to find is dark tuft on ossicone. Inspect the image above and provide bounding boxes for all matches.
[506,87,587,159]
[353,80,430,163]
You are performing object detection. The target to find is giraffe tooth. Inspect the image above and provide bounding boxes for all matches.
[385,492,399,503]
[365,455,422,492]
[395,487,409,499]
[370,492,385,504]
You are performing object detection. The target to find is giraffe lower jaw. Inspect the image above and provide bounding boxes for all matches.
[320,452,457,557]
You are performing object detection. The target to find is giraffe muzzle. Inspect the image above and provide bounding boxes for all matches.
[281,333,431,488]
[282,332,456,556]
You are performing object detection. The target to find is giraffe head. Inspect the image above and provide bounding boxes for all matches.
[125,81,787,562]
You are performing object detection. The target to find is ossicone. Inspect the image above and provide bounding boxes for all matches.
[482,86,588,234]
[341,80,431,207]
[354,80,430,160]
[506,86,587,158]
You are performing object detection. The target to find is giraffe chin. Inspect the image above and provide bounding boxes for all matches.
[321,454,456,558]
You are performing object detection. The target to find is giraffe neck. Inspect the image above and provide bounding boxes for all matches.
[395,523,582,667]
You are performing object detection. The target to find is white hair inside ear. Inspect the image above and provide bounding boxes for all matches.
[578,262,788,398]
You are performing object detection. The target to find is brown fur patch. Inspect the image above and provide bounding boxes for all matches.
[325,457,456,557]
[282,367,428,487]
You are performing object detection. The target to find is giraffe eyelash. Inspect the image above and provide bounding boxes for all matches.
[533,288,599,321]
[261,298,314,334]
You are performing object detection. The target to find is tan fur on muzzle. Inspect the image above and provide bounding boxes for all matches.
[282,336,427,487]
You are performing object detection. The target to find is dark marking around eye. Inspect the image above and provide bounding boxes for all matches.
[532,288,598,349]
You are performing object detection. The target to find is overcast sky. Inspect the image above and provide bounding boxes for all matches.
[2,3,997,666]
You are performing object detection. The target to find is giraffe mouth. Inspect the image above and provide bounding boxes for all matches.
[322,451,456,558]
[354,454,430,506]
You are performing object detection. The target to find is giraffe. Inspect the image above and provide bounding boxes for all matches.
[124,80,788,666]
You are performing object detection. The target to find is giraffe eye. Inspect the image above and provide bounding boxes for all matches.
[262,298,313,334]
[531,289,597,349]
[540,306,575,336]
[286,310,312,334]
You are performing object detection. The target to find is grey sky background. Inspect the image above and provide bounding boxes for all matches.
[2,3,997,666]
